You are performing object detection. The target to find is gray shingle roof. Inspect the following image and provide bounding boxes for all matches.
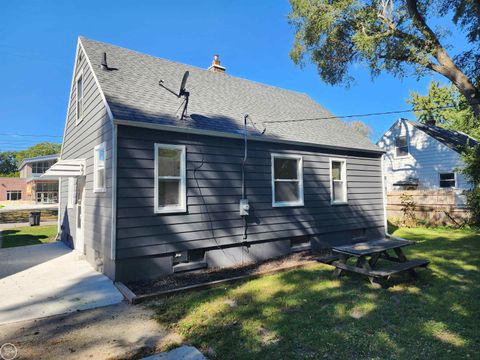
[407,120,478,153]
[80,37,381,153]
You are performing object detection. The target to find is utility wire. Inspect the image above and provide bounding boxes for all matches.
[0,132,62,138]
[262,102,480,124]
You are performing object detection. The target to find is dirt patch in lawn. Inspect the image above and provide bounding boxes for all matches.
[127,251,330,296]
[0,302,178,360]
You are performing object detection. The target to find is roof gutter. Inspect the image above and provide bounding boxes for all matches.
[113,118,385,156]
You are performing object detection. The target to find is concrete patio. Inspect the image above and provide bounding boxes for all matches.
[0,241,124,325]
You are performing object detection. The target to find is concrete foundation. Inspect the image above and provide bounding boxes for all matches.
[205,240,291,268]
[116,255,174,282]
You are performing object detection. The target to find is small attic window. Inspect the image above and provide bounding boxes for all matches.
[77,51,83,64]
[395,136,409,157]
[76,71,84,124]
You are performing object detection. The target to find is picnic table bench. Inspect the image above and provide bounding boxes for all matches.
[331,237,429,285]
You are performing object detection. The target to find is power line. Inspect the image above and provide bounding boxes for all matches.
[0,132,62,138]
[262,102,479,124]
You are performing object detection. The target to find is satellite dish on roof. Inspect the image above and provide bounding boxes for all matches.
[179,71,189,97]
[158,71,190,121]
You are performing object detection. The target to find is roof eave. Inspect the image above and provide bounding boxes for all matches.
[114,118,385,155]
[18,154,60,171]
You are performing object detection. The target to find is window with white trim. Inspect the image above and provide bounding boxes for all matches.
[94,143,106,192]
[330,159,347,204]
[395,135,408,157]
[271,154,304,207]
[6,190,22,201]
[154,144,186,213]
[439,172,456,188]
[68,177,75,208]
[76,72,84,123]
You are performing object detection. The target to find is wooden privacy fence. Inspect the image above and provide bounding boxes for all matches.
[387,190,470,226]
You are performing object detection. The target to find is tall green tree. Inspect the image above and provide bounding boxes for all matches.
[0,152,18,176]
[15,142,61,165]
[0,142,61,177]
[408,81,480,139]
[288,0,480,120]
[462,146,480,225]
[408,81,480,225]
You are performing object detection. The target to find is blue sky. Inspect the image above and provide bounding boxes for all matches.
[0,0,465,151]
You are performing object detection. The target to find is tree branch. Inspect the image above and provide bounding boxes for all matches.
[474,0,480,20]
[406,0,480,119]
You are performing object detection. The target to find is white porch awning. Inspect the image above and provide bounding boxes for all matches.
[41,159,86,178]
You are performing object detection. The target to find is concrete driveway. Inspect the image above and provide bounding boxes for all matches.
[0,241,124,325]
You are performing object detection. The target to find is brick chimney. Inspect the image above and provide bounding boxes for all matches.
[208,54,226,73]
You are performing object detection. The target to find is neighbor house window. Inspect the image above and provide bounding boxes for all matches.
[395,135,409,157]
[94,143,106,192]
[330,159,347,204]
[271,154,304,207]
[439,172,456,188]
[154,144,186,213]
[76,72,84,123]
[7,190,22,201]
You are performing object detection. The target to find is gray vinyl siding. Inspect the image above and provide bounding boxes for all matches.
[59,47,113,274]
[116,125,385,260]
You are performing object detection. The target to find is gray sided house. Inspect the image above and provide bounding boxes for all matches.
[51,37,385,282]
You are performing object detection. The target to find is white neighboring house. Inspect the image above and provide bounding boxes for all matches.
[377,118,478,197]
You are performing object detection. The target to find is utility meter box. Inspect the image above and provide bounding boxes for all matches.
[239,199,250,216]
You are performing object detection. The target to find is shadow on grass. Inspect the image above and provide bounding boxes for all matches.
[150,229,480,360]
[387,220,399,234]
[1,229,52,248]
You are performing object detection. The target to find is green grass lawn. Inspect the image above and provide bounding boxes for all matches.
[0,225,58,248]
[151,227,480,359]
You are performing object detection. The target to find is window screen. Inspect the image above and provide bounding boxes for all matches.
[331,160,347,204]
[272,155,304,207]
[155,144,186,213]
[94,143,106,192]
[395,136,409,157]
[439,173,455,188]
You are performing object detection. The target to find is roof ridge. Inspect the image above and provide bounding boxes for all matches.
[408,118,478,140]
[77,36,380,152]
[79,36,317,101]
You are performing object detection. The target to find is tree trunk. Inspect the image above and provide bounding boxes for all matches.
[433,48,480,120]
[406,0,480,121]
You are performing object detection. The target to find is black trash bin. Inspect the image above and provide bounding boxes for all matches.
[29,211,41,226]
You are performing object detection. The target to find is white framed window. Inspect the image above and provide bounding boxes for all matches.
[154,143,187,214]
[439,172,456,188]
[395,135,409,157]
[76,70,84,124]
[271,153,304,207]
[94,143,106,192]
[67,177,75,208]
[6,190,22,201]
[330,158,348,205]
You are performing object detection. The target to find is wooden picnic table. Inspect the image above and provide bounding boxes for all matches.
[331,237,429,285]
